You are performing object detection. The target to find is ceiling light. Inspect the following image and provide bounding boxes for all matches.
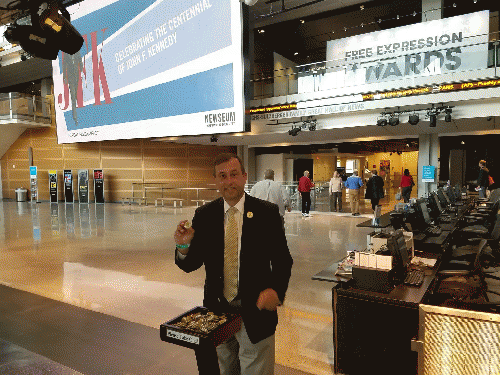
[258,29,265,33]
[294,52,299,55]
[300,19,305,24]
[396,15,400,20]
[389,116,399,126]
[360,5,364,10]
[461,141,465,144]
[409,113,419,125]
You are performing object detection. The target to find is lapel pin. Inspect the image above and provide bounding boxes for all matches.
[247,211,253,218]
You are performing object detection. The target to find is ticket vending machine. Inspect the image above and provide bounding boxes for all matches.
[78,169,89,203]
[93,169,104,203]
[64,170,74,203]
[49,170,58,203]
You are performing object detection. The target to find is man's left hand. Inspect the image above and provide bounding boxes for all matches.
[256,288,281,311]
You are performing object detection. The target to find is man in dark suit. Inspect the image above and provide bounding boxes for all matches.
[174,153,293,375]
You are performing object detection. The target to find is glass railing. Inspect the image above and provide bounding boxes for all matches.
[0,93,52,124]
[245,181,341,212]
[251,34,500,101]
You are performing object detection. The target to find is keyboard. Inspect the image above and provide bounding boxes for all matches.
[425,226,442,236]
[404,269,425,287]
[413,232,426,241]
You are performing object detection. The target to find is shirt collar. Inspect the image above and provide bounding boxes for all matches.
[224,193,246,214]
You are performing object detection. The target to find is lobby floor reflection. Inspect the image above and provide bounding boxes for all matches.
[0,201,378,374]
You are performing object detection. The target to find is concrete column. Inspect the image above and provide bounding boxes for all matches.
[417,133,440,197]
[422,0,443,22]
[238,145,256,183]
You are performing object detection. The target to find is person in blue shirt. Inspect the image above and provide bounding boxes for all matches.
[344,170,363,216]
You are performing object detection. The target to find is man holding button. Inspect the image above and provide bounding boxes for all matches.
[174,153,293,375]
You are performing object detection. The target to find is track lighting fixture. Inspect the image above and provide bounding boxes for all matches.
[444,107,452,122]
[429,113,437,127]
[377,117,388,126]
[408,113,419,125]
[389,116,399,126]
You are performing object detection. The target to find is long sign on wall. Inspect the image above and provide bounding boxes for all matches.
[326,11,489,86]
[54,0,249,144]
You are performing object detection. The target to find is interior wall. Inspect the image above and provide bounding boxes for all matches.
[312,154,336,181]
[255,153,285,182]
[273,52,298,97]
[1,125,235,202]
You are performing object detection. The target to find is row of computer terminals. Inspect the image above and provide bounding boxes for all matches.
[390,185,466,240]
[385,186,467,287]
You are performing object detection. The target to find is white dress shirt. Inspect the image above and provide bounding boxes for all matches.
[249,179,289,216]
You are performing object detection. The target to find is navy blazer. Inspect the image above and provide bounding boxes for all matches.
[175,194,293,344]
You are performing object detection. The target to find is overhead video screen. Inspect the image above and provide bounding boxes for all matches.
[54,0,249,144]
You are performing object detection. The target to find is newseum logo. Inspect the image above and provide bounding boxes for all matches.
[205,112,236,128]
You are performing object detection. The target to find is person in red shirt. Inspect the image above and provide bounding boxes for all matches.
[298,170,315,217]
[399,169,415,203]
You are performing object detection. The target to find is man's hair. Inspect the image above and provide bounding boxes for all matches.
[372,170,378,175]
[213,153,245,176]
[479,160,487,167]
[304,170,309,176]
[404,169,410,176]
[264,169,275,180]
[353,169,358,176]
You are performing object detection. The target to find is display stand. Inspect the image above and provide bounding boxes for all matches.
[78,169,89,203]
[160,307,241,375]
[64,170,74,203]
[93,169,104,203]
[30,166,39,203]
[49,170,58,203]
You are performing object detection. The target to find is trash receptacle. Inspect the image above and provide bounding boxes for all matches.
[15,188,27,202]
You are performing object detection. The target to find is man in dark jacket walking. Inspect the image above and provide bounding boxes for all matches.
[365,170,385,211]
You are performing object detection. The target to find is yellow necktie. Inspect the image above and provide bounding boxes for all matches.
[224,207,239,301]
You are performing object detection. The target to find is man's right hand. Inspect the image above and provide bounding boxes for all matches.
[174,220,195,254]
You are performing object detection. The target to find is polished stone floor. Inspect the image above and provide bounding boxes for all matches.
[0,198,390,374]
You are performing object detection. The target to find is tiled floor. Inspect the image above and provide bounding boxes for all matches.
[0,197,396,374]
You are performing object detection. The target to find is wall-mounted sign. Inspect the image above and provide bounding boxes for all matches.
[326,11,489,86]
[251,102,365,121]
[422,165,436,182]
[49,170,58,203]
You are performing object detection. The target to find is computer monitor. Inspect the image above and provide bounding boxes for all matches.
[386,230,410,270]
[419,201,432,224]
[436,189,449,207]
[444,188,456,203]
[432,192,444,213]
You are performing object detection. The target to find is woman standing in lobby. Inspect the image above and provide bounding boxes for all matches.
[399,169,415,203]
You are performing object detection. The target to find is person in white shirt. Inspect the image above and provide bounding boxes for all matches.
[250,169,291,228]
[329,171,343,212]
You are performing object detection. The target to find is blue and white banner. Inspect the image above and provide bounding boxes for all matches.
[54,0,246,143]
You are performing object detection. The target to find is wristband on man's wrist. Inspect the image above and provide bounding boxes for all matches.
[176,243,190,249]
